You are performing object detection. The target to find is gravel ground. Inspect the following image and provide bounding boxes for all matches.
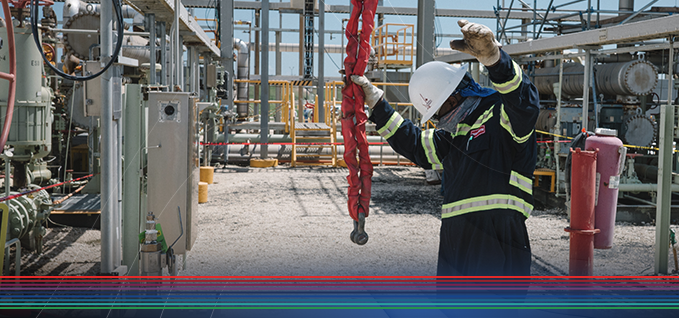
[9,165,679,276]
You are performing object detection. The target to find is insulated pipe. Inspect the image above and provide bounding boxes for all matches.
[566,148,600,276]
[233,38,250,117]
[100,0,118,274]
[121,35,151,64]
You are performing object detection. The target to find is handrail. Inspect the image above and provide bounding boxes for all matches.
[371,23,414,67]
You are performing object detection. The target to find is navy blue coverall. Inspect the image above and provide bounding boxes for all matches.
[368,50,540,275]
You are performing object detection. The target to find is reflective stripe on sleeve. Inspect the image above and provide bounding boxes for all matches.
[500,104,533,144]
[509,171,533,195]
[377,112,404,139]
[441,194,533,219]
[421,129,443,170]
[492,61,523,94]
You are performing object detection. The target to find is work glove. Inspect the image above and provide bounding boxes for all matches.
[450,20,502,67]
[350,75,384,109]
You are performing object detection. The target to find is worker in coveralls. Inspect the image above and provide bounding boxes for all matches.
[351,20,539,275]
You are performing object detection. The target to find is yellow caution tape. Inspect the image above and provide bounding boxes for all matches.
[535,129,678,153]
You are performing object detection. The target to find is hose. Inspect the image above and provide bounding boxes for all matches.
[0,0,16,151]
[31,0,125,81]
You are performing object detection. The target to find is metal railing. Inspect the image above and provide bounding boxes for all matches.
[371,23,415,68]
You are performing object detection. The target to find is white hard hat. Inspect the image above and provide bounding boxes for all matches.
[408,61,468,123]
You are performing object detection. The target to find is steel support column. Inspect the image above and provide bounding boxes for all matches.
[302,0,314,78]
[261,0,270,158]
[655,37,674,275]
[416,0,435,67]
[100,0,119,274]
[318,0,325,121]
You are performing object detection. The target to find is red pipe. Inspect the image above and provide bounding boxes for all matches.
[566,148,600,276]
[0,0,17,151]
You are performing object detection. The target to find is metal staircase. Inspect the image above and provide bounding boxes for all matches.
[291,83,338,167]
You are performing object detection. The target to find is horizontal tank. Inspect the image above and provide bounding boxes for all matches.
[534,60,658,97]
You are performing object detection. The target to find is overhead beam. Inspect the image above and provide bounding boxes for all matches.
[175,0,614,21]
[436,14,679,63]
[88,0,220,55]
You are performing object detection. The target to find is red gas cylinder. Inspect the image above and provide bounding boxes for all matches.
[567,148,600,276]
[585,128,626,249]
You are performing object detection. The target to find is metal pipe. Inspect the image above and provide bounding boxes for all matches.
[189,46,198,94]
[249,42,454,56]
[179,35,184,90]
[582,49,591,131]
[620,0,657,25]
[261,0,270,159]
[99,0,116,274]
[655,35,674,275]
[618,0,633,14]
[233,38,250,117]
[223,133,389,144]
[3,153,10,197]
[147,14,156,85]
[555,59,564,193]
[618,183,679,192]
[50,28,150,36]
[622,194,657,206]
[160,22,167,86]
[115,75,123,270]
[174,0,181,88]
[220,0,235,110]
[169,22,175,85]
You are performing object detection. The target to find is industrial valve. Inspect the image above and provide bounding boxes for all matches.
[139,207,182,276]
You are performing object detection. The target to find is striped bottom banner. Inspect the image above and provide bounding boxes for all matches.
[0,276,678,317]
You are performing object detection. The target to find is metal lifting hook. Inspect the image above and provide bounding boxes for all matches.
[350,212,369,245]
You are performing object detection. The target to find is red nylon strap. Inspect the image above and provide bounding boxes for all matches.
[342,0,377,221]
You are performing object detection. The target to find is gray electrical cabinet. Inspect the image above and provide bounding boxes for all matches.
[146,92,199,255]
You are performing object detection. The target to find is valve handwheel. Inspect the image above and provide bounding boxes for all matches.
[0,0,17,151]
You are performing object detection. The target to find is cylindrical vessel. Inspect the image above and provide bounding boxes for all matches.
[534,60,658,97]
[567,148,599,276]
[585,129,625,249]
[198,181,208,203]
[200,166,214,184]
[0,27,52,162]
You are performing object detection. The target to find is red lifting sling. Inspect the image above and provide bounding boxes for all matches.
[342,0,377,244]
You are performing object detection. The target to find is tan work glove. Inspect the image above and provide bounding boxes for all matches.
[450,20,502,67]
[351,75,384,109]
